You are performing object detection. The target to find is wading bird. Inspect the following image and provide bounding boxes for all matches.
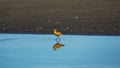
[53,29,62,36]
[53,29,62,42]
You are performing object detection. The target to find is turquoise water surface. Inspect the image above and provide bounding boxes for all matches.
[0,34,120,68]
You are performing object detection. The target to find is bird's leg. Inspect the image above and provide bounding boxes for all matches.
[58,36,60,41]
[56,36,60,43]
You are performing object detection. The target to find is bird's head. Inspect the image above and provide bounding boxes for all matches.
[53,29,57,32]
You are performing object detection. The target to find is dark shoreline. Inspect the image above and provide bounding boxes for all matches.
[0,32,120,36]
[0,0,120,35]
[0,21,120,35]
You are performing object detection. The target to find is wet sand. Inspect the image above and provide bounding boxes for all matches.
[0,0,120,35]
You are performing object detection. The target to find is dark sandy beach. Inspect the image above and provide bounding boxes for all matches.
[0,0,120,35]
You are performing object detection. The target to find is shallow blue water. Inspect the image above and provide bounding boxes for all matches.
[0,34,120,68]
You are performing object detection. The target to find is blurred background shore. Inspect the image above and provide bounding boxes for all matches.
[0,0,120,35]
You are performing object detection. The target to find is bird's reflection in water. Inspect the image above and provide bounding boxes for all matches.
[53,37,64,51]
[53,43,64,51]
